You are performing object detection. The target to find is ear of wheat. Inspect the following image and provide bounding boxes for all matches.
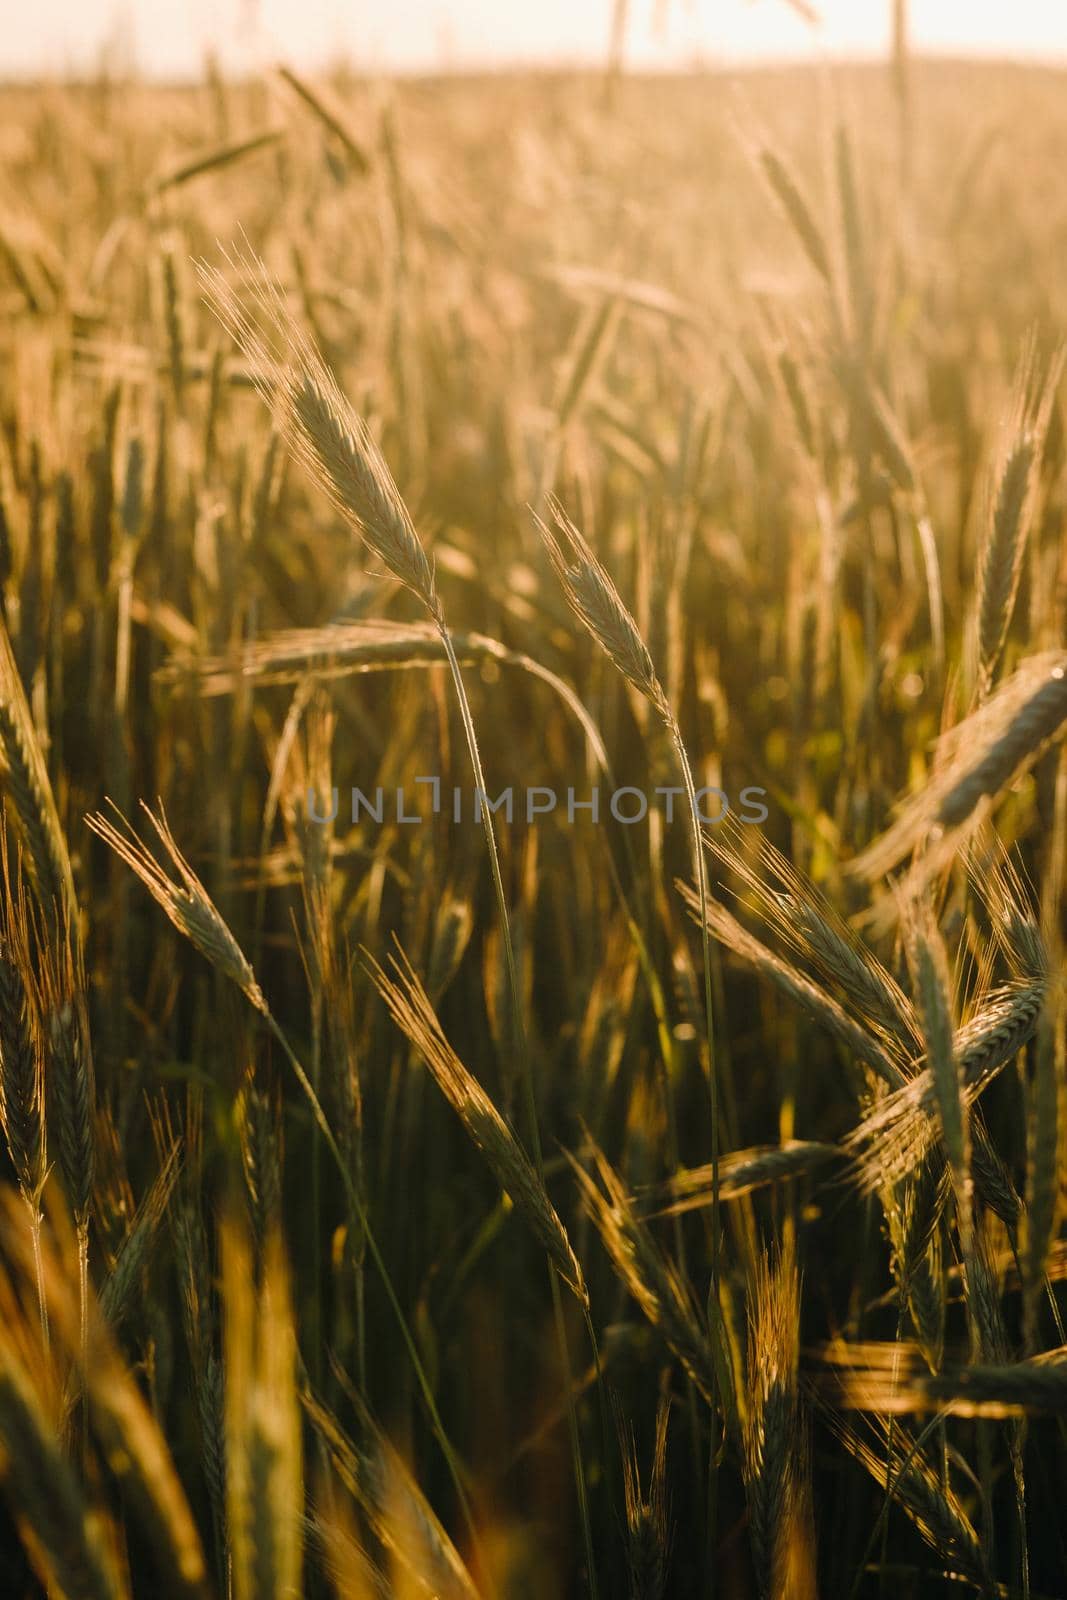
[367,940,588,1308]
[197,246,436,609]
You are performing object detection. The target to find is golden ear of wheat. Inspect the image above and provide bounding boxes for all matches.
[86,800,265,1010]
[0,617,79,939]
[197,246,436,609]
[367,940,589,1308]
[535,496,667,712]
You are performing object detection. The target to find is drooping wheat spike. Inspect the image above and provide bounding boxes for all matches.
[846,977,1046,1192]
[854,652,1067,882]
[305,1390,480,1600]
[676,882,906,1089]
[569,1137,726,1409]
[827,1411,987,1587]
[649,1140,839,1219]
[618,1398,672,1600]
[86,801,265,1009]
[0,615,78,935]
[368,941,588,1307]
[741,1243,812,1600]
[197,247,436,608]
[706,818,921,1053]
[847,1355,1067,1418]
[222,1218,303,1600]
[198,258,585,1556]
[941,662,1067,827]
[819,1329,1067,1417]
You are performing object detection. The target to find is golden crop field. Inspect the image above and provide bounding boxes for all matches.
[0,48,1066,1598]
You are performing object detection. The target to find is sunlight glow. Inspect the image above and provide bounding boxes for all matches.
[4,0,1067,78]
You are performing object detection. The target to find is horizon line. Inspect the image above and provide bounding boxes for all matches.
[2,47,1066,87]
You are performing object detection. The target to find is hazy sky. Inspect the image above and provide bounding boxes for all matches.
[5,0,1067,78]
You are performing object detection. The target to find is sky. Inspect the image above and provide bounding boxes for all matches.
[4,0,1067,79]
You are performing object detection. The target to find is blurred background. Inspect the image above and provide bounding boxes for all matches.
[4,0,1067,79]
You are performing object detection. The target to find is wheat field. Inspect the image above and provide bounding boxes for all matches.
[0,50,1066,1598]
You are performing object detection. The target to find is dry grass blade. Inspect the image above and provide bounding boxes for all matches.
[552,293,623,432]
[367,941,588,1307]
